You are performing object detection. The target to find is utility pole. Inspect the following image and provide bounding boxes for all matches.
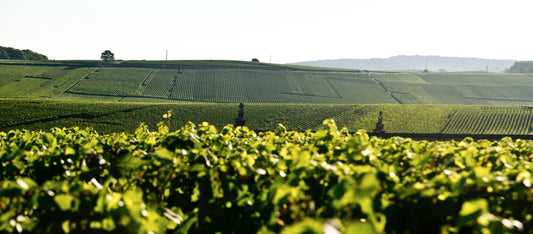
[423,58,429,73]
[166,49,168,60]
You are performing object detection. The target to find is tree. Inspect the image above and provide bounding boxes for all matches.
[251,58,259,62]
[101,50,114,62]
[506,61,533,73]
[0,46,48,60]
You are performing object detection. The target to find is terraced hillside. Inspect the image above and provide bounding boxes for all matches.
[2,60,533,104]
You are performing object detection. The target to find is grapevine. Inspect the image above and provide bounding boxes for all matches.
[0,119,531,233]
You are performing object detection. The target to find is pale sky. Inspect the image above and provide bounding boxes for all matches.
[2,0,533,63]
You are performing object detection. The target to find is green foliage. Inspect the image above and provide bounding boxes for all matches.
[0,46,48,60]
[506,61,533,73]
[1,119,532,233]
[100,50,114,62]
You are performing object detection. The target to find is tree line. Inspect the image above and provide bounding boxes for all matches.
[0,46,48,60]
[506,61,533,73]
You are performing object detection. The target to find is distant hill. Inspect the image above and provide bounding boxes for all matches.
[0,46,48,60]
[291,55,516,72]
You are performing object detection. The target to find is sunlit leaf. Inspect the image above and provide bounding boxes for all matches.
[280,218,323,234]
[54,194,76,211]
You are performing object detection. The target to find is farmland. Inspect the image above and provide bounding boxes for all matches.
[0,100,532,136]
[2,59,533,233]
[0,60,533,135]
[372,72,533,105]
[442,106,533,135]
[2,60,533,105]
[1,59,533,135]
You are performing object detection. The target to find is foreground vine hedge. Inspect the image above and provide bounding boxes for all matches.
[1,118,531,233]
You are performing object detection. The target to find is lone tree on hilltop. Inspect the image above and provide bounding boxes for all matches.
[101,50,114,62]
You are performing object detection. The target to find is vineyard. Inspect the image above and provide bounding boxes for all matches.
[442,106,533,135]
[2,60,533,233]
[1,100,533,136]
[372,72,533,105]
[1,119,532,233]
[67,68,154,97]
[2,60,533,105]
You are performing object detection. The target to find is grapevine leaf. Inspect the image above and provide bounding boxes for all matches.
[280,218,323,234]
[54,194,75,211]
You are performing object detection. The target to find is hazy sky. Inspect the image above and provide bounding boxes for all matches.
[3,0,533,63]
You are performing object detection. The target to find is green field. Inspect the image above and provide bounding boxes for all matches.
[2,60,533,105]
[1,100,532,135]
[373,72,533,105]
[2,60,533,135]
[2,60,533,233]
[442,106,533,134]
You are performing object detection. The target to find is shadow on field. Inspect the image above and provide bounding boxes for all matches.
[5,107,144,129]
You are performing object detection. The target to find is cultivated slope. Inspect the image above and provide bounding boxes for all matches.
[2,60,533,104]
[1,100,532,135]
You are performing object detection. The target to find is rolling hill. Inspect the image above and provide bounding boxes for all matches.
[1,60,533,105]
[291,55,516,72]
[1,59,533,135]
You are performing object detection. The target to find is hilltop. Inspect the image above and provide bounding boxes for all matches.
[291,55,516,72]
